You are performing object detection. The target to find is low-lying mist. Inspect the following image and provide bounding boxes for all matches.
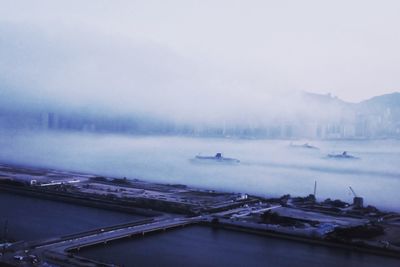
[0,131,399,211]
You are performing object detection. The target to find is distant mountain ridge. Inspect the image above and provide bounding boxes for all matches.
[303,91,400,107]
[359,92,400,107]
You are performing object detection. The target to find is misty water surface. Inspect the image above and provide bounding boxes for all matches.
[0,131,399,211]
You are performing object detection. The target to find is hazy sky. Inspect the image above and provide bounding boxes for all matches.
[1,0,399,121]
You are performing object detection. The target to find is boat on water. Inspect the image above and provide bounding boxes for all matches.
[327,151,359,159]
[290,142,319,150]
[193,153,240,164]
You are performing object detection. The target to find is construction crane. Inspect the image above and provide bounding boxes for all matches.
[349,186,357,197]
[349,186,363,208]
[313,181,317,196]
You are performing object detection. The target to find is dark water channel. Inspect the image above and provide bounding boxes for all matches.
[0,192,143,241]
[77,225,400,267]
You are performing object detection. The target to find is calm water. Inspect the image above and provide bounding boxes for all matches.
[0,131,399,210]
[0,192,143,241]
[77,226,400,267]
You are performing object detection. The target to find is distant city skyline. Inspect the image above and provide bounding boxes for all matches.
[1,91,399,139]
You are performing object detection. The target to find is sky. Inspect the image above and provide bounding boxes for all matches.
[0,0,399,122]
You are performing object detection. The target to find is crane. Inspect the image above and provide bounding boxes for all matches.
[349,186,363,208]
[349,186,357,197]
[313,181,317,197]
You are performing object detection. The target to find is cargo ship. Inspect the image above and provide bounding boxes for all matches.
[193,153,240,164]
[327,151,359,159]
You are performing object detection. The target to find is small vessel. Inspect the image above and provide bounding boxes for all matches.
[290,142,319,150]
[327,151,358,159]
[193,153,240,164]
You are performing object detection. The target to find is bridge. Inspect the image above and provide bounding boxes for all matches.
[11,216,204,266]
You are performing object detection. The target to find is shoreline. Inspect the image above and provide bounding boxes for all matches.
[207,221,400,260]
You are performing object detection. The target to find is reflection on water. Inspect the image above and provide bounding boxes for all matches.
[77,226,400,267]
[0,131,399,210]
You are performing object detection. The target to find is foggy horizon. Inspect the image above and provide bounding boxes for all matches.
[1,0,400,125]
